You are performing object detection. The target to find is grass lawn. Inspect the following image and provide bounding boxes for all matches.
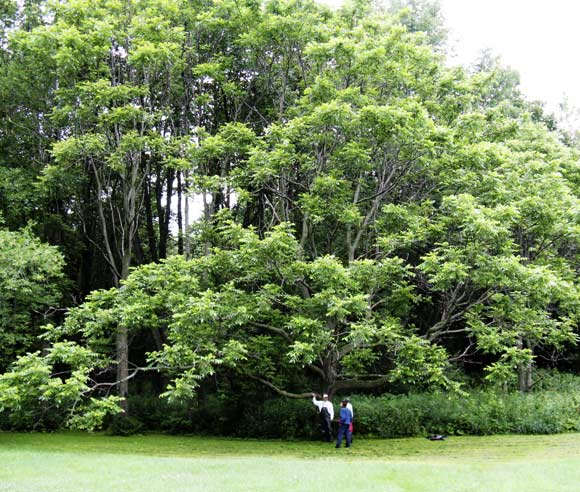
[2,432,580,491]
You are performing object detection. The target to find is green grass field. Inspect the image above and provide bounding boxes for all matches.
[2,432,580,491]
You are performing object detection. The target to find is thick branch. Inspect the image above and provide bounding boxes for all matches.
[330,375,390,393]
[306,363,325,378]
[249,375,314,399]
[426,289,495,342]
[249,321,293,344]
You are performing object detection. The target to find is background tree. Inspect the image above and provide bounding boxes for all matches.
[386,0,447,49]
[0,226,65,370]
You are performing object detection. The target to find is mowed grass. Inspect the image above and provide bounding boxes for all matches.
[2,432,580,491]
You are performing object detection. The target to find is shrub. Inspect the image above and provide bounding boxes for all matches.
[236,399,319,439]
[351,389,580,437]
[107,415,144,436]
[8,370,580,439]
[123,376,580,439]
[127,395,195,434]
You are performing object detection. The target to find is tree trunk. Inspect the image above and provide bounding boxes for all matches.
[115,246,134,414]
[144,177,158,262]
[159,167,174,259]
[177,170,183,255]
[517,336,533,392]
[518,362,533,392]
[116,324,130,413]
[184,170,191,259]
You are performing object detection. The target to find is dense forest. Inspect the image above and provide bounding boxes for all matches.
[2,0,580,433]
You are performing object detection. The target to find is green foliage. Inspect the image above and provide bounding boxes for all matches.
[117,373,580,439]
[107,414,145,436]
[61,221,452,401]
[386,0,448,48]
[108,394,321,438]
[236,399,319,439]
[124,394,194,434]
[0,227,65,370]
[0,341,122,431]
[353,388,580,437]
[3,0,580,431]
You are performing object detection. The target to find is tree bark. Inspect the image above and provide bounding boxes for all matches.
[144,177,158,262]
[116,324,130,413]
[518,362,533,392]
[177,170,183,256]
[516,336,533,392]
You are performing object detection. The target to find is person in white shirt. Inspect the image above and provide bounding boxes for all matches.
[345,398,354,441]
[345,399,353,418]
[311,393,334,442]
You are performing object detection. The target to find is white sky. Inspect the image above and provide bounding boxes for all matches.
[441,0,580,114]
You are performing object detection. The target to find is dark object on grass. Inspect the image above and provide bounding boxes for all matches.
[427,434,446,441]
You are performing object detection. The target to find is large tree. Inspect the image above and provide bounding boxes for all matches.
[53,222,452,399]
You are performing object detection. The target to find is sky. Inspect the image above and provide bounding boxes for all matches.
[441,0,580,114]
[315,0,580,117]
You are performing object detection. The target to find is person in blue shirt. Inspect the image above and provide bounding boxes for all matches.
[335,399,352,448]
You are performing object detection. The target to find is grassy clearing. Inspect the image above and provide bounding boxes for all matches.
[1,432,580,491]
